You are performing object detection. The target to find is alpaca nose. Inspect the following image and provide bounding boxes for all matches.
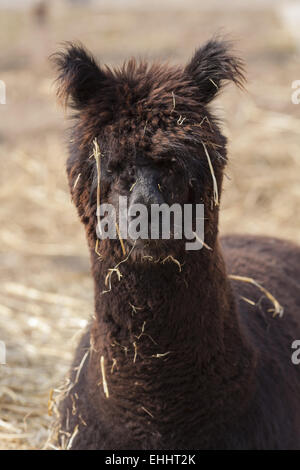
[127,170,165,241]
[129,170,164,208]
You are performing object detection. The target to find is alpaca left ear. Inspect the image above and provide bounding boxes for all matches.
[51,43,114,110]
[185,39,245,104]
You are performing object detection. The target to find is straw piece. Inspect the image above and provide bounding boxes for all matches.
[95,238,103,259]
[100,356,109,399]
[161,255,182,272]
[192,231,213,251]
[171,91,176,112]
[73,350,89,386]
[48,389,54,417]
[142,255,154,261]
[133,342,138,363]
[130,180,137,192]
[66,425,79,450]
[104,267,122,290]
[111,341,128,356]
[111,358,117,374]
[143,120,148,136]
[92,138,102,237]
[240,296,256,306]
[115,222,126,256]
[129,303,143,316]
[151,351,172,358]
[72,173,81,190]
[141,406,154,418]
[228,274,284,317]
[194,115,214,132]
[135,321,158,346]
[177,115,186,126]
[102,241,136,294]
[209,78,219,89]
[135,321,146,340]
[202,142,219,206]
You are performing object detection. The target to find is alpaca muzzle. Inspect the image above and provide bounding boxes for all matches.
[127,168,165,244]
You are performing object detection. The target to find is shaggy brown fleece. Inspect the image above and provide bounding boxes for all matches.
[51,40,300,450]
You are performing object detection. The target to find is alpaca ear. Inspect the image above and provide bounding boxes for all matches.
[185,39,245,104]
[52,43,112,109]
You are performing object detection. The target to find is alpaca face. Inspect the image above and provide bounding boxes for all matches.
[91,128,192,251]
[53,41,244,257]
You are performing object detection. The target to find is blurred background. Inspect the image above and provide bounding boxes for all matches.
[0,0,299,450]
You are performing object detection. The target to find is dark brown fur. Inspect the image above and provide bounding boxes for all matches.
[51,40,300,449]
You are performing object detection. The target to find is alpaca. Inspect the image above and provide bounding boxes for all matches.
[51,40,300,450]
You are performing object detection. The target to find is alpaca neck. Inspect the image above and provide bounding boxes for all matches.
[87,241,256,446]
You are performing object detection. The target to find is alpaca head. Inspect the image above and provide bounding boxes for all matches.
[53,40,244,260]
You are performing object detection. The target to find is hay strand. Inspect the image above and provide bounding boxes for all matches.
[228,274,284,317]
[72,173,81,190]
[66,425,79,450]
[171,91,176,112]
[73,350,89,386]
[95,238,103,259]
[151,351,172,358]
[161,255,182,272]
[141,406,154,418]
[48,389,54,417]
[115,222,126,256]
[192,231,212,251]
[92,138,102,237]
[102,241,136,294]
[177,116,186,125]
[133,342,138,363]
[110,358,117,374]
[240,296,256,306]
[209,78,219,89]
[129,180,137,192]
[100,356,109,399]
[202,142,219,206]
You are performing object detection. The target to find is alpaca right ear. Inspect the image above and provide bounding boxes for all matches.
[51,43,112,109]
[185,39,245,104]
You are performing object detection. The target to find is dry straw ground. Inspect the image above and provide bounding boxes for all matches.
[0,0,299,450]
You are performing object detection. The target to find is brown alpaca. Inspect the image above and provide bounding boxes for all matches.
[51,40,300,450]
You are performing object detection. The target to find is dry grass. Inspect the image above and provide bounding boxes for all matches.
[161,255,183,272]
[92,138,102,239]
[100,356,109,399]
[228,274,284,317]
[0,0,300,450]
[103,241,136,294]
[202,142,219,206]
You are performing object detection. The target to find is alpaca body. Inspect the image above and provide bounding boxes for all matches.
[52,40,300,450]
[56,235,300,450]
